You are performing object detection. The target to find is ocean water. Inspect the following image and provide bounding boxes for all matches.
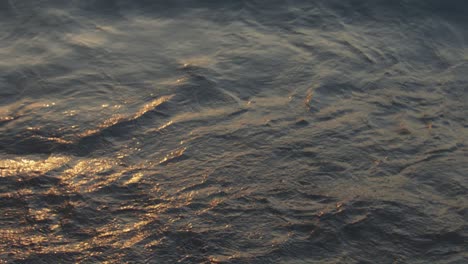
[0,1,467,263]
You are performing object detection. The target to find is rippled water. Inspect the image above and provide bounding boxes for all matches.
[1,1,467,263]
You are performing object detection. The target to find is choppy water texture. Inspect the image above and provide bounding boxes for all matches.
[1,1,467,263]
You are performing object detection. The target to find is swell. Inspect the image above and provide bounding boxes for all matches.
[0,95,173,155]
[0,0,467,263]
[0,65,243,156]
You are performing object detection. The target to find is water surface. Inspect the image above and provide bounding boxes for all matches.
[0,1,467,263]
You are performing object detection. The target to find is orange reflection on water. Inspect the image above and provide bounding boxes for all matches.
[61,158,117,192]
[78,114,126,137]
[0,116,14,122]
[0,156,70,177]
[78,95,174,139]
[147,120,174,133]
[159,147,186,165]
[132,95,174,120]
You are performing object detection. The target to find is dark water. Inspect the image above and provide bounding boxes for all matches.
[1,1,467,263]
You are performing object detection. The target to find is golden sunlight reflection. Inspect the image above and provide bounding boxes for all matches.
[61,158,117,192]
[158,147,186,165]
[66,32,107,47]
[147,120,174,133]
[0,156,70,177]
[77,95,173,139]
[0,116,15,122]
[0,150,238,262]
[159,76,189,86]
[133,95,174,119]
[77,114,126,138]
[124,172,144,185]
[178,56,215,68]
